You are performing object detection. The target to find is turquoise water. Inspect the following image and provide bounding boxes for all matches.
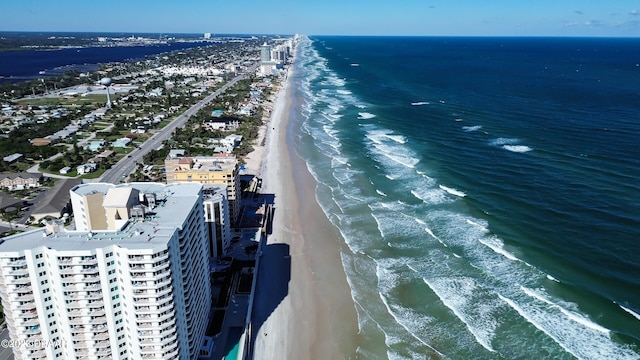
[290,36,640,359]
[224,327,243,360]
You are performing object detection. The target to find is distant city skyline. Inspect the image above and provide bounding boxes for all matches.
[3,0,640,37]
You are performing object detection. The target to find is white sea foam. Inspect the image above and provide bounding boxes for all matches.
[504,286,640,359]
[439,185,467,197]
[376,189,387,197]
[490,137,521,146]
[337,89,352,95]
[411,188,450,205]
[462,125,482,132]
[498,294,581,359]
[455,118,464,122]
[320,111,342,121]
[521,287,610,334]
[380,151,420,169]
[322,125,339,139]
[365,129,406,144]
[330,77,346,87]
[503,145,533,153]
[375,263,448,357]
[328,103,343,112]
[379,292,445,357]
[414,218,426,225]
[423,277,497,352]
[385,134,406,144]
[465,219,489,233]
[619,304,640,321]
[478,237,519,262]
[425,227,447,247]
[424,227,438,240]
[411,101,430,106]
[330,156,348,167]
[546,274,560,282]
[368,139,420,169]
[358,112,377,119]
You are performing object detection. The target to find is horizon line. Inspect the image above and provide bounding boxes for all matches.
[1,30,640,39]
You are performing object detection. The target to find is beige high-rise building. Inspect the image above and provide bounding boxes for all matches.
[164,154,240,224]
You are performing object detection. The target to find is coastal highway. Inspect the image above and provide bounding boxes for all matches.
[99,63,258,184]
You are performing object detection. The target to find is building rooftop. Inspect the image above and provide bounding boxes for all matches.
[103,187,136,208]
[0,182,204,254]
[172,155,238,172]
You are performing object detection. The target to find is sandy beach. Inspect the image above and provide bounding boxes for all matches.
[250,55,359,359]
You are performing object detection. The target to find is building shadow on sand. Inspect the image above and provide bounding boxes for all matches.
[246,238,291,359]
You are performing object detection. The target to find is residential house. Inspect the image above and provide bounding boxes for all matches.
[0,172,42,191]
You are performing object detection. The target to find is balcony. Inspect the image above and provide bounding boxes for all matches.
[140,333,177,346]
[65,291,103,301]
[24,338,46,350]
[16,302,36,311]
[128,255,151,264]
[25,325,41,335]
[12,277,33,285]
[73,340,95,350]
[68,308,105,317]
[69,316,107,327]
[80,258,98,265]
[59,257,97,266]
[95,340,111,349]
[19,318,40,327]
[60,275,100,283]
[14,286,33,295]
[138,318,176,330]
[8,268,28,276]
[6,259,27,267]
[131,267,170,280]
[59,266,99,275]
[16,309,38,320]
[136,294,171,306]
[71,324,108,334]
[136,301,174,316]
[66,282,101,291]
[74,331,110,341]
[75,349,90,357]
[136,313,159,323]
[29,349,46,358]
[69,317,89,326]
[163,347,180,359]
[140,345,164,355]
[10,293,34,302]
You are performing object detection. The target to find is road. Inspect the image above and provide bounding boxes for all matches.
[99,63,258,184]
[0,324,14,360]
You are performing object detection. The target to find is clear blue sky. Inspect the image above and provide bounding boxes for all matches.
[3,0,640,37]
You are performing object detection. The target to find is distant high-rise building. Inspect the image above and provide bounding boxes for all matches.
[260,42,272,63]
[204,33,211,39]
[202,184,231,258]
[0,182,211,360]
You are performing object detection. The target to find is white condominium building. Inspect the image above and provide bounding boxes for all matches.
[0,182,211,360]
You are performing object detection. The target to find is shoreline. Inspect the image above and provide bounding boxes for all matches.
[252,48,360,359]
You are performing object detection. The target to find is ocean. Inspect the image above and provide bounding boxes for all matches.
[290,36,640,359]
